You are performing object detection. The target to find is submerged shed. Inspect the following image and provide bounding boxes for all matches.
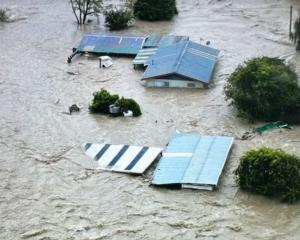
[152,133,234,190]
[68,34,145,62]
[133,34,189,68]
[141,41,220,88]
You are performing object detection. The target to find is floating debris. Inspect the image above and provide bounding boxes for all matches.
[66,71,79,75]
[83,143,163,174]
[99,56,113,68]
[241,131,256,140]
[255,121,292,134]
[69,104,80,114]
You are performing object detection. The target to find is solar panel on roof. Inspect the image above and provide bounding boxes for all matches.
[77,34,145,55]
[143,34,189,48]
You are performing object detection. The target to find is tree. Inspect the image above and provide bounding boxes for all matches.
[134,0,177,21]
[70,0,102,25]
[293,15,300,50]
[224,57,300,123]
[235,148,300,203]
[104,7,133,31]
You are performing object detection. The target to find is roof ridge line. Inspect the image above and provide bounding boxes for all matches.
[174,41,189,72]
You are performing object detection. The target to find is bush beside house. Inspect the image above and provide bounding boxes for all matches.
[235,148,300,203]
[224,57,300,123]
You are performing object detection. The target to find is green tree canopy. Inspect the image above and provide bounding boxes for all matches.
[134,0,177,21]
[235,148,300,203]
[225,57,300,123]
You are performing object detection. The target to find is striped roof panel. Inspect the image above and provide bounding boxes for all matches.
[84,143,163,174]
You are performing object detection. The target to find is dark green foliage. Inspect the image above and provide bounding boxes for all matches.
[235,148,300,203]
[116,97,142,117]
[294,15,300,50]
[224,57,300,123]
[89,89,142,117]
[89,89,119,114]
[104,8,133,31]
[134,0,177,21]
[0,9,9,22]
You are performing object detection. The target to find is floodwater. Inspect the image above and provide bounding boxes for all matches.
[0,0,300,239]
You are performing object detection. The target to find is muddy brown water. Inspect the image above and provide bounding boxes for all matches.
[0,0,300,239]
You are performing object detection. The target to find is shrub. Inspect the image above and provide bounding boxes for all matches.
[89,89,142,117]
[224,57,300,123]
[235,148,300,203]
[0,8,9,22]
[116,97,142,117]
[104,7,133,31]
[89,89,119,114]
[134,0,177,21]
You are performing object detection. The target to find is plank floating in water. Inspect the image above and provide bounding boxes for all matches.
[152,133,234,190]
[84,143,163,174]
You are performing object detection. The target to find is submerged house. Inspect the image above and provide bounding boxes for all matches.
[141,41,220,89]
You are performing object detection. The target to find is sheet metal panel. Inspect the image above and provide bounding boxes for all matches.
[152,133,234,190]
[133,48,158,65]
[77,34,145,55]
[143,34,189,48]
[84,143,162,174]
[142,41,220,84]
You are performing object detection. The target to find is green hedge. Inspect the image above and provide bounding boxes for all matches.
[235,148,300,203]
[134,0,177,21]
[224,57,300,123]
[116,97,141,117]
[89,89,142,117]
[89,89,119,114]
[104,8,133,31]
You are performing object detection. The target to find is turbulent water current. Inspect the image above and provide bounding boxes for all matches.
[0,0,300,239]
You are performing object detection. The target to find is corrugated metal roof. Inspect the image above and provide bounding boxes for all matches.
[133,48,158,66]
[77,34,145,55]
[142,41,220,83]
[84,143,162,174]
[143,34,189,48]
[152,133,234,190]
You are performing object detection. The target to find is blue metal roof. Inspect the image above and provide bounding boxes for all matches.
[143,34,189,48]
[142,41,220,83]
[77,34,145,55]
[152,133,234,190]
